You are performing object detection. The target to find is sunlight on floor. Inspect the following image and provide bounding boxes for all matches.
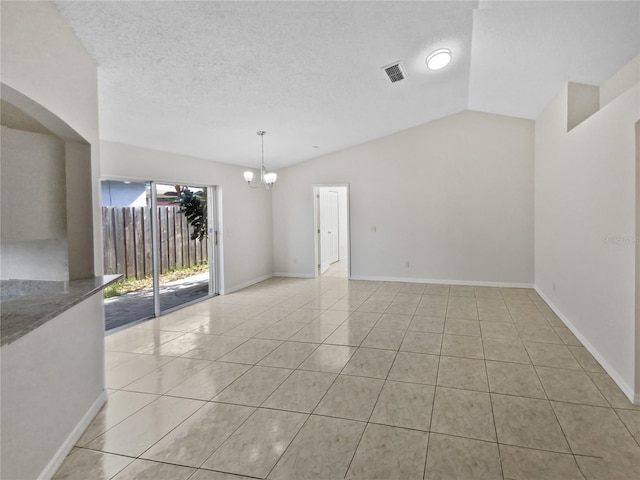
[323,258,349,278]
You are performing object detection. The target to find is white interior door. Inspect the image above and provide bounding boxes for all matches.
[327,190,339,264]
[319,188,340,274]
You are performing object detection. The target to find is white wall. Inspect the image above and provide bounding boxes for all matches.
[0,127,66,242]
[100,141,274,293]
[566,83,599,132]
[0,127,69,280]
[1,294,106,480]
[600,55,640,109]
[65,141,95,280]
[273,111,535,285]
[1,240,69,282]
[535,71,639,400]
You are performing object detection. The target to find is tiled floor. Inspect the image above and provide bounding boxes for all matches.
[55,277,640,479]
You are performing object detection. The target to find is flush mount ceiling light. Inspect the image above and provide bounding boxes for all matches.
[243,131,277,190]
[426,48,452,70]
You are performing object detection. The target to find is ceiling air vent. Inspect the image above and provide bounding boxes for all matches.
[382,62,406,83]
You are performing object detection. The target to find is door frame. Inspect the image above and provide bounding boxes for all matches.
[313,184,351,279]
[207,185,218,297]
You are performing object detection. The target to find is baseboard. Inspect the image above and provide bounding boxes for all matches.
[272,272,316,279]
[220,273,274,295]
[38,390,108,480]
[227,272,534,288]
[349,275,534,288]
[535,287,637,405]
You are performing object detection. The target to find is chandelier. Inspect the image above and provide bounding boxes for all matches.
[243,131,277,190]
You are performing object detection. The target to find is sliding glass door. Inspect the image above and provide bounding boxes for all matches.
[153,183,212,313]
[102,179,216,330]
[102,180,155,329]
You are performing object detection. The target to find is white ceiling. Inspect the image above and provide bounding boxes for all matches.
[53,1,639,170]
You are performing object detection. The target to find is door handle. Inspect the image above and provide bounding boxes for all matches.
[328,231,332,234]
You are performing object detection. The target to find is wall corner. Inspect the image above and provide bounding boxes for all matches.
[567,82,600,132]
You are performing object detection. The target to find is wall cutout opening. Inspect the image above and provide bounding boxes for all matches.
[1,83,93,282]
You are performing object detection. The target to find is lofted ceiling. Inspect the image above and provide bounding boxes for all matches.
[53,1,639,170]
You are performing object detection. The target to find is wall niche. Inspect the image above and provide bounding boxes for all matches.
[1,85,94,281]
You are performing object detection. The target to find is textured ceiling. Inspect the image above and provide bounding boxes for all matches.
[53,1,639,169]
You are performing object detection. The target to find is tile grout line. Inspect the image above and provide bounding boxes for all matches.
[610,408,640,450]
[491,289,518,480]
[529,358,586,475]
[423,291,448,479]
[480,297,506,480]
[75,392,161,448]
[339,283,403,479]
[123,397,214,472]
[521,318,572,462]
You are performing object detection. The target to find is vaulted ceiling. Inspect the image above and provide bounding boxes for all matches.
[53,1,639,169]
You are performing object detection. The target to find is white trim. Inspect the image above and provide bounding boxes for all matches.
[535,287,637,405]
[349,275,534,288]
[272,272,316,279]
[150,181,161,317]
[220,274,273,295]
[215,188,225,295]
[207,185,218,296]
[38,390,108,480]
[313,186,320,279]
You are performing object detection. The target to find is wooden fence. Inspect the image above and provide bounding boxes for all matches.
[102,206,208,280]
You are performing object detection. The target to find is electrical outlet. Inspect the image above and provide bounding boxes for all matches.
[371,226,377,232]
[405,261,410,268]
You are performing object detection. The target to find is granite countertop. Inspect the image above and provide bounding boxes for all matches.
[0,275,121,346]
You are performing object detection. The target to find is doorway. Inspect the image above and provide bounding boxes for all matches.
[101,179,217,330]
[314,185,350,278]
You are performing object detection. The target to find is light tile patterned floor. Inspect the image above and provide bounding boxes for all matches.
[55,276,640,480]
